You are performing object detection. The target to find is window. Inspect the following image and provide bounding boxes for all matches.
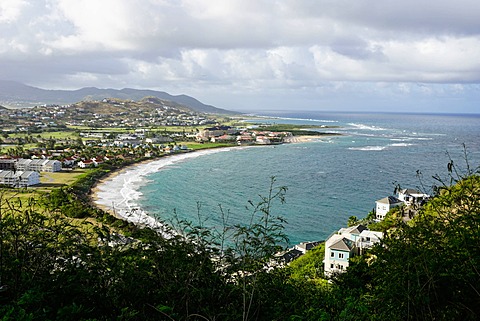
[339,253,344,259]
[330,264,334,269]
[330,252,334,257]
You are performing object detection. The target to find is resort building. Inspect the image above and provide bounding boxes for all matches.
[0,170,40,187]
[15,159,62,172]
[198,126,237,139]
[324,225,383,276]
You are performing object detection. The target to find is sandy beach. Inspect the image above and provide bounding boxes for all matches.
[90,148,240,231]
[283,135,330,143]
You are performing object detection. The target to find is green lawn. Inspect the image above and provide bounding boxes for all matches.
[9,130,80,140]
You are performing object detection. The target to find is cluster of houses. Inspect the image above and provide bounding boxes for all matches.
[279,187,430,277]
[322,187,430,276]
[1,99,215,131]
[324,225,383,275]
[375,188,430,220]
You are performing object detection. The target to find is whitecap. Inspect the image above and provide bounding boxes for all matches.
[389,143,415,147]
[348,146,386,151]
[348,123,387,131]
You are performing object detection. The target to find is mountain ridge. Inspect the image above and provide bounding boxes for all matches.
[0,80,237,114]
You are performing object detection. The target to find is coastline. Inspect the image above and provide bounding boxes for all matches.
[90,135,331,231]
[90,147,244,231]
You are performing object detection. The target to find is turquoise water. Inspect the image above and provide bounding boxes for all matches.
[138,112,480,245]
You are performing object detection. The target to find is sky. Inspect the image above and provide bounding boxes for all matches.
[1,0,479,113]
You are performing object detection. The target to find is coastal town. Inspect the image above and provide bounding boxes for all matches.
[0,97,431,277]
[2,1,478,318]
[0,96,337,190]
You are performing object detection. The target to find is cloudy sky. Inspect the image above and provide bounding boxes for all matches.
[1,0,479,113]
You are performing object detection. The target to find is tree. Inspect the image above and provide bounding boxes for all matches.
[347,215,358,227]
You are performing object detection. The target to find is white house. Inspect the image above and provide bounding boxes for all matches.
[324,234,356,275]
[294,241,322,254]
[397,188,430,206]
[324,225,383,276]
[357,230,384,254]
[78,160,96,168]
[375,196,403,220]
[337,225,368,243]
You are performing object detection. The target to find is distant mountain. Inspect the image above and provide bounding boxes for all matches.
[0,80,238,114]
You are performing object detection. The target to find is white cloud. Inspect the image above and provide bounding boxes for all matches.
[0,0,27,23]
[0,0,479,112]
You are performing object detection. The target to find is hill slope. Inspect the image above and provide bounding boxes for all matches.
[0,80,237,114]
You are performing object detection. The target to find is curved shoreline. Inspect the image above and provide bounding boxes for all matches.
[90,147,245,231]
[90,135,331,231]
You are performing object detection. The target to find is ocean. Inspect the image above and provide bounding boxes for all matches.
[94,111,480,245]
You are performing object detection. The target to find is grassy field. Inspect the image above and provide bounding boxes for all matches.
[185,142,237,150]
[37,168,90,189]
[8,130,80,140]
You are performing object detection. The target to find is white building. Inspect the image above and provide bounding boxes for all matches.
[397,188,430,206]
[324,234,356,274]
[375,196,403,220]
[0,170,40,187]
[16,159,62,172]
[357,230,384,255]
[375,188,430,221]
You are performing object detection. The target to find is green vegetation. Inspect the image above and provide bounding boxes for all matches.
[289,242,328,285]
[0,154,479,320]
[185,142,236,150]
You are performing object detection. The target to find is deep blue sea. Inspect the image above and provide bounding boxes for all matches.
[137,111,480,245]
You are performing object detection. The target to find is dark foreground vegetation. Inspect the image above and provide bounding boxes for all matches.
[0,160,479,320]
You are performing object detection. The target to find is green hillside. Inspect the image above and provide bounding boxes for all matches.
[0,162,478,320]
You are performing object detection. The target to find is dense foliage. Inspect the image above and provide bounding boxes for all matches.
[0,167,479,320]
[333,174,480,320]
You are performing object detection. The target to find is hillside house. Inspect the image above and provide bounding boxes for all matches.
[375,188,430,221]
[294,241,322,254]
[357,230,384,255]
[375,196,403,220]
[324,235,355,274]
[324,225,383,276]
[397,188,430,206]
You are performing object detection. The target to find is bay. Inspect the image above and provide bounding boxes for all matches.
[125,112,480,245]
